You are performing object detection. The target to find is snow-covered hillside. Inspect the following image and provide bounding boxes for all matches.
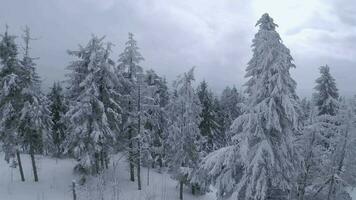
[0,153,216,200]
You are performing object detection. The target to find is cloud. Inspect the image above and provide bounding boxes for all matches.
[0,0,355,96]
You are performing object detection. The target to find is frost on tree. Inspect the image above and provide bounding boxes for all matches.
[65,36,121,180]
[306,100,356,200]
[166,67,202,199]
[198,13,300,200]
[48,82,68,157]
[18,27,52,182]
[314,65,339,116]
[0,26,23,166]
[197,80,221,153]
[220,86,245,143]
[116,32,145,183]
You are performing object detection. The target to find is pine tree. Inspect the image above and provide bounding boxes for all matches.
[18,26,52,182]
[314,65,339,116]
[142,69,169,170]
[166,67,202,200]
[300,97,312,125]
[0,26,26,182]
[313,66,340,151]
[198,14,300,200]
[310,100,356,200]
[48,82,67,157]
[65,35,120,181]
[220,86,244,143]
[117,32,144,183]
[197,80,220,153]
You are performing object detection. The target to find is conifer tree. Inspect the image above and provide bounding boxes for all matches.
[166,67,202,200]
[65,36,120,181]
[117,32,144,183]
[314,65,339,116]
[220,86,244,143]
[198,14,300,200]
[48,82,67,157]
[0,26,26,181]
[311,100,356,200]
[197,80,220,153]
[18,26,51,182]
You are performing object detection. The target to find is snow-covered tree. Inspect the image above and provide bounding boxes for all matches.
[65,35,121,181]
[197,80,220,153]
[296,107,326,200]
[234,13,300,200]
[312,66,340,151]
[116,32,144,183]
[309,100,356,200]
[166,67,202,199]
[300,97,312,125]
[18,26,51,182]
[48,82,67,157]
[314,65,339,116]
[0,26,26,181]
[197,13,300,200]
[220,86,244,143]
[143,69,169,170]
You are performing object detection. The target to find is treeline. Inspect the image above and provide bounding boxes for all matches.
[1,13,356,200]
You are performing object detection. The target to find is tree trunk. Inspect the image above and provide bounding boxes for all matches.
[179,180,184,200]
[94,153,100,174]
[30,147,39,182]
[16,150,25,182]
[104,151,109,169]
[137,83,142,190]
[147,162,150,186]
[129,131,135,182]
[137,139,142,190]
[72,180,77,200]
[100,150,104,170]
[327,175,335,200]
[191,184,196,195]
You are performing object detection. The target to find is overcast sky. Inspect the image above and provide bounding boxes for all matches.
[0,0,355,97]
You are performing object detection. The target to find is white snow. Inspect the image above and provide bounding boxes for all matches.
[0,153,216,200]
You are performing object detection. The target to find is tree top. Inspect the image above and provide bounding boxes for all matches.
[256,13,278,31]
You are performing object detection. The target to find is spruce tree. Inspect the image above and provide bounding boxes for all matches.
[197,80,220,153]
[0,26,26,181]
[18,26,51,182]
[235,13,300,200]
[48,82,67,157]
[220,86,244,143]
[65,36,120,181]
[117,32,144,183]
[166,67,202,200]
[198,14,300,200]
[314,65,339,116]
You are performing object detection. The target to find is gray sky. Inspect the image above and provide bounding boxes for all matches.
[0,0,355,97]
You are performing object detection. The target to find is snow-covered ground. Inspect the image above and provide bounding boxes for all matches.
[0,153,216,200]
[1,153,356,200]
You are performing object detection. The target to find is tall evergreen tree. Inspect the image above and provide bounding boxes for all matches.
[314,65,339,116]
[310,100,356,200]
[235,13,300,200]
[143,69,169,170]
[313,66,340,151]
[198,14,300,200]
[116,32,144,183]
[166,67,202,200]
[65,36,120,181]
[0,26,26,182]
[18,26,51,182]
[197,80,220,153]
[48,82,67,157]
[220,86,244,143]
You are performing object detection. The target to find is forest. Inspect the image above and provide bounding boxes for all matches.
[1,13,356,200]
